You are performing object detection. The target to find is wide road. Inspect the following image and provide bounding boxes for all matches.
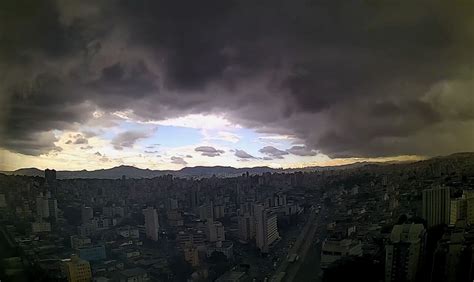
[284,211,320,281]
[272,208,320,282]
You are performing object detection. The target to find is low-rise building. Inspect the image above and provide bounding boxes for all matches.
[320,239,363,269]
[115,267,149,282]
[206,241,233,259]
[77,245,106,262]
[32,221,51,233]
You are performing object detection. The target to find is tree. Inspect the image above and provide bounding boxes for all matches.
[208,251,231,280]
[322,256,383,282]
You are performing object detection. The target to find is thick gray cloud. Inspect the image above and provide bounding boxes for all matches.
[234,149,255,159]
[1,0,474,158]
[286,146,317,157]
[171,156,187,166]
[66,133,89,145]
[195,146,224,157]
[74,137,88,145]
[259,146,288,159]
[111,131,149,150]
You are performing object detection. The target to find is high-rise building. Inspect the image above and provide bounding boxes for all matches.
[237,213,255,242]
[422,187,450,227]
[81,206,93,224]
[385,223,426,282]
[450,198,467,225]
[239,202,254,216]
[36,192,58,221]
[0,194,6,208]
[36,193,50,219]
[462,191,474,225]
[254,204,279,253]
[143,207,159,241]
[48,198,58,219]
[206,218,225,242]
[189,187,200,210]
[62,254,92,282]
[214,205,225,219]
[466,198,474,225]
[199,202,214,221]
[431,220,474,282]
[45,169,57,184]
[45,169,57,195]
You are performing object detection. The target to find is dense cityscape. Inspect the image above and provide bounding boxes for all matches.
[1,1,474,281]
[0,153,473,281]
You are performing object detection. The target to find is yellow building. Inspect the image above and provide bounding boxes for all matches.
[466,198,474,225]
[62,255,92,282]
[450,198,467,225]
[183,244,200,267]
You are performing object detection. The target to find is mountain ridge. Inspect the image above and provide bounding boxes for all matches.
[3,152,473,179]
[1,162,382,179]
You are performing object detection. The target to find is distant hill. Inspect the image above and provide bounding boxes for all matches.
[0,165,278,179]
[9,168,44,177]
[3,152,472,179]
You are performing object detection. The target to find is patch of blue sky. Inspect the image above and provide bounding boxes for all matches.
[237,128,288,156]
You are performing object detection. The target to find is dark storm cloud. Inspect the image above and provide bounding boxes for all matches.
[1,0,474,157]
[259,146,289,159]
[194,146,224,157]
[286,146,318,157]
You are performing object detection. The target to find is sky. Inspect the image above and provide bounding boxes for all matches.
[0,0,473,171]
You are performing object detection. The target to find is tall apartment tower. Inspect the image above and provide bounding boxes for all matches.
[45,169,57,195]
[385,223,426,282]
[48,198,58,219]
[206,218,225,242]
[450,198,467,225]
[462,190,474,225]
[254,204,279,253]
[143,207,160,241]
[81,206,93,224]
[36,193,50,219]
[199,202,214,221]
[237,213,255,242]
[189,187,200,210]
[62,254,92,282]
[422,186,450,227]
